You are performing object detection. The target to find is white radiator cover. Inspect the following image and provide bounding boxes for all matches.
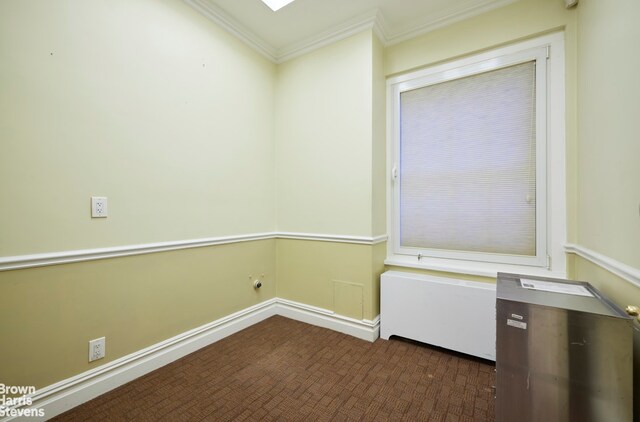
[380,270,496,361]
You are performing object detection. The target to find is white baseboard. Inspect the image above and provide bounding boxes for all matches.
[276,298,380,343]
[1,299,278,421]
[1,298,379,421]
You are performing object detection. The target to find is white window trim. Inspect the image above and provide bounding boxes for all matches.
[385,32,566,279]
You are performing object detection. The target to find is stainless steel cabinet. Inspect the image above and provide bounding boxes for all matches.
[496,272,633,422]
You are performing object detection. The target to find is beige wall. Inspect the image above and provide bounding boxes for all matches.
[576,0,640,269]
[0,239,276,389]
[574,1,640,408]
[0,0,276,257]
[0,3,385,391]
[371,34,387,238]
[3,0,640,401]
[276,239,382,321]
[274,30,385,320]
[0,0,278,392]
[275,31,374,237]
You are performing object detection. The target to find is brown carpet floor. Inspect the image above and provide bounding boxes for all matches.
[52,316,495,421]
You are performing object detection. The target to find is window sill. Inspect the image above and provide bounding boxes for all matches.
[384,255,567,279]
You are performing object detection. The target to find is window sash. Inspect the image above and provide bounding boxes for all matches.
[389,47,548,267]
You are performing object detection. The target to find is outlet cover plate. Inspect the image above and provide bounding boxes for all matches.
[89,337,106,362]
[91,197,108,218]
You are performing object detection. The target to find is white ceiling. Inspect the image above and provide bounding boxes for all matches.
[186,0,518,62]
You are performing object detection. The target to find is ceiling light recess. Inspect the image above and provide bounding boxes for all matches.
[260,0,296,12]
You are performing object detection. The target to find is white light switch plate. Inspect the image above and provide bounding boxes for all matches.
[91,196,108,218]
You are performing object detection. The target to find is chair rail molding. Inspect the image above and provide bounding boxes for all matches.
[565,243,640,289]
[0,232,388,271]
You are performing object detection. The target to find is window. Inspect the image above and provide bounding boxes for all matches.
[387,34,566,277]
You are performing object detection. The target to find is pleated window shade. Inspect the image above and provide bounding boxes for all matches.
[399,61,537,256]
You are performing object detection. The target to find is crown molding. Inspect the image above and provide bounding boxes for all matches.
[383,0,520,46]
[372,10,391,46]
[184,0,519,64]
[276,9,380,63]
[184,0,278,62]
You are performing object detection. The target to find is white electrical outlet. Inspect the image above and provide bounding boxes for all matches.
[91,196,108,218]
[89,337,106,362]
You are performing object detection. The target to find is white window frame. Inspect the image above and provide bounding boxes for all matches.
[386,33,566,278]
